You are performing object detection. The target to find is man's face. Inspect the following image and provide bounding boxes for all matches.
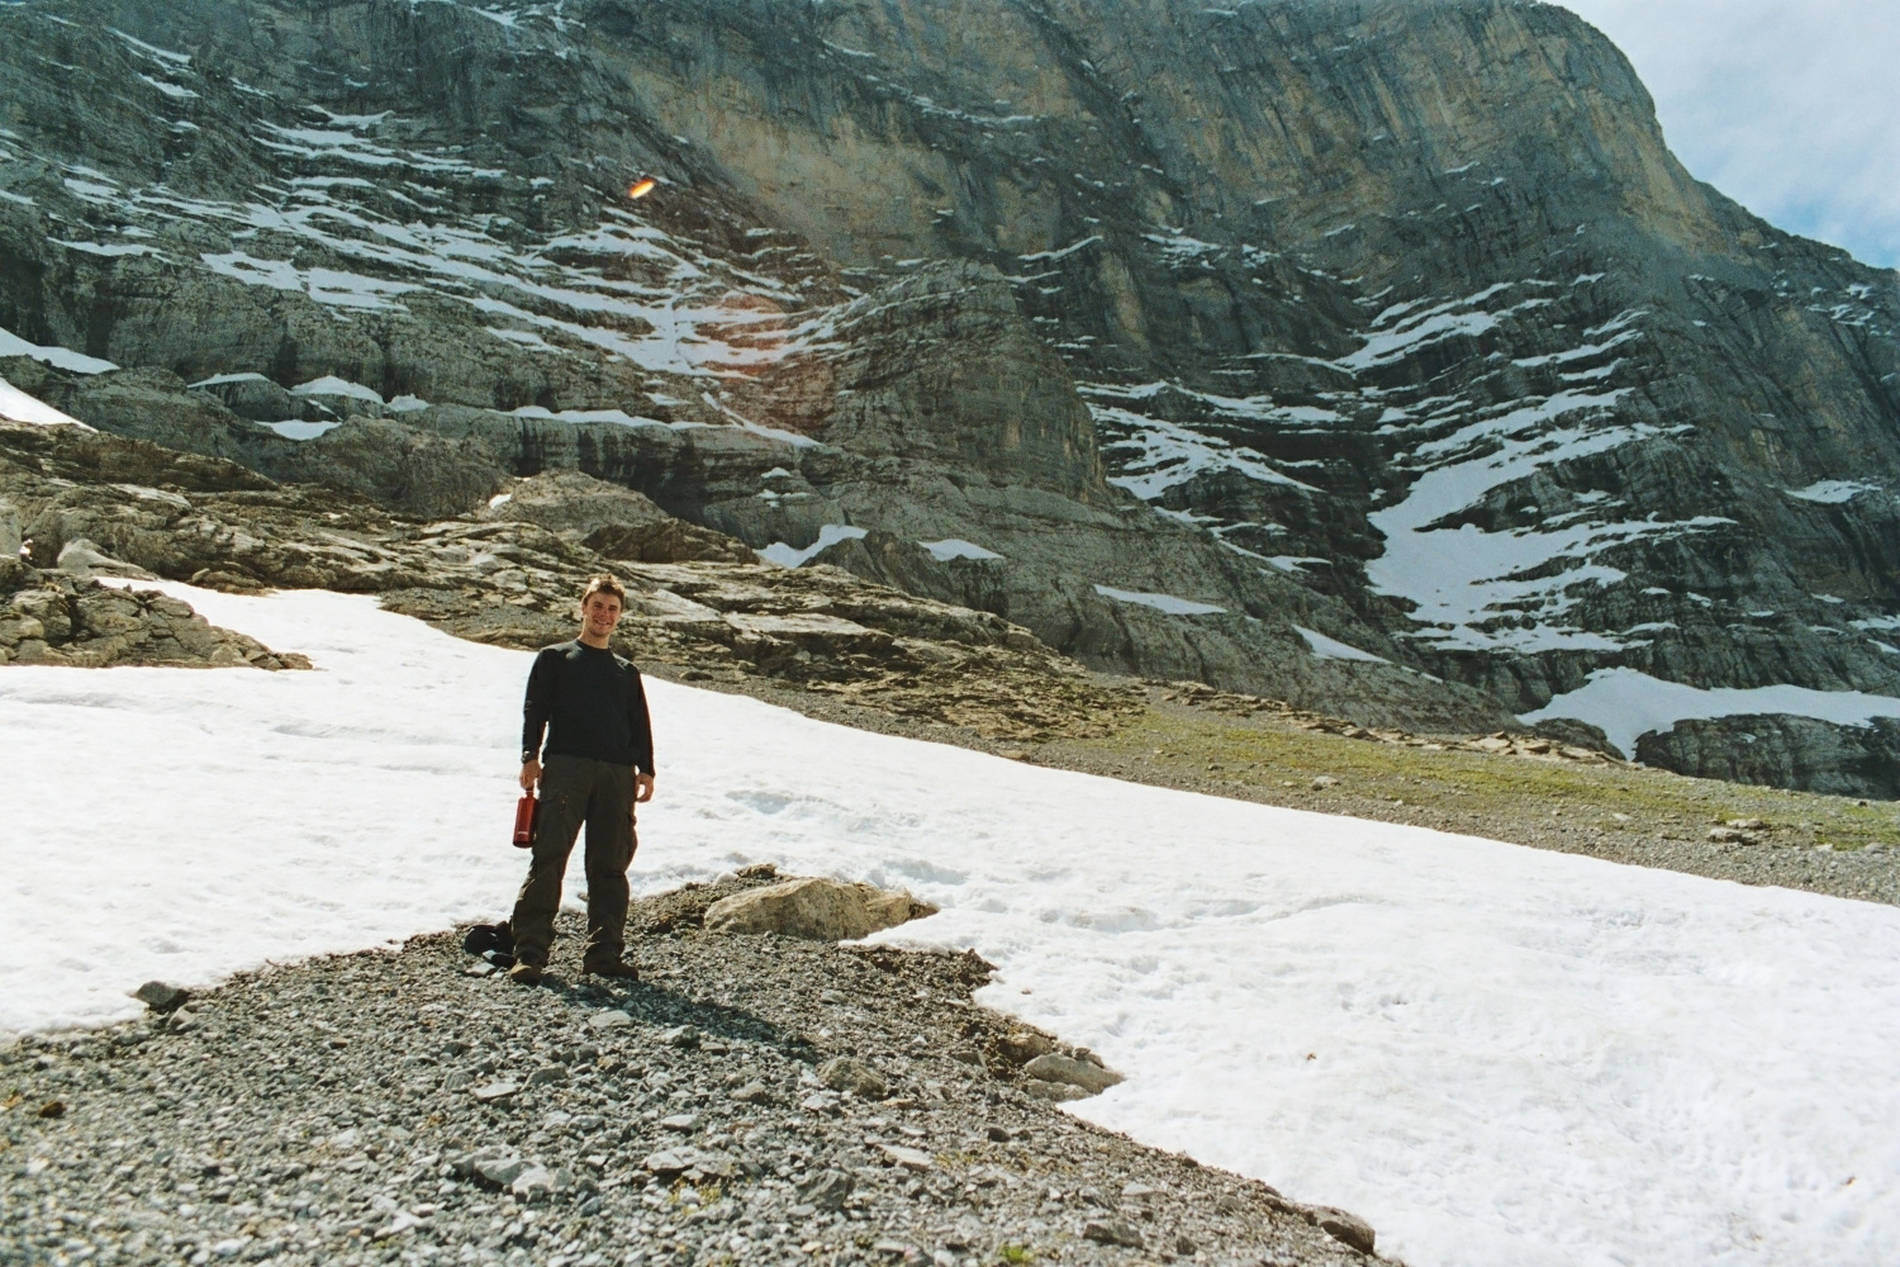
[580,590,624,642]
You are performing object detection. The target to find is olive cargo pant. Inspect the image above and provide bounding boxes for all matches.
[510,755,639,969]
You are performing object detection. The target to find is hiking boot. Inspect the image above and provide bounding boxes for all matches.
[582,957,639,981]
[506,961,544,986]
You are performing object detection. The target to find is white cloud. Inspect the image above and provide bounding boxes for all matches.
[1559,0,1900,269]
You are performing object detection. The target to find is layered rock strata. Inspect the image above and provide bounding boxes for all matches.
[2,0,1896,793]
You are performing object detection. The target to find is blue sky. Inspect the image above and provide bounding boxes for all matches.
[1559,0,1900,271]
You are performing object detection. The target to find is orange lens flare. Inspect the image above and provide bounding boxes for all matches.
[627,177,657,200]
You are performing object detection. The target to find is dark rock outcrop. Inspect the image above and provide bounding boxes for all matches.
[1636,716,1900,801]
[0,559,307,670]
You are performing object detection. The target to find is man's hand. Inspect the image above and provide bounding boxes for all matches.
[519,759,541,792]
[634,772,656,804]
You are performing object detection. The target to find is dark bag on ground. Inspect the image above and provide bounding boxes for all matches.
[462,920,517,967]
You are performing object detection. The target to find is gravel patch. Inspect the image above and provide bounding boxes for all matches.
[2,870,1379,1267]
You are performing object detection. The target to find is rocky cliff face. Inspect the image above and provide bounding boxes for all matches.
[3,0,1897,793]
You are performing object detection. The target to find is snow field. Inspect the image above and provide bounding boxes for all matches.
[2,585,1898,1267]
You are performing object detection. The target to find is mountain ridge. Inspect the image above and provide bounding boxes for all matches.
[2,0,1897,795]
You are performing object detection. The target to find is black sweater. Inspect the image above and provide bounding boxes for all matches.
[520,640,655,774]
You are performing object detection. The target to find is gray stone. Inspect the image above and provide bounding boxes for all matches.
[994,1029,1055,1066]
[510,1164,574,1201]
[131,981,189,1013]
[1082,1219,1144,1249]
[0,497,20,559]
[817,1056,889,1100]
[640,1148,698,1176]
[1019,1053,1124,1096]
[1022,1078,1090,1104]
[1312,1205,1377,1255]
[371,1211,422,1240]
[876,1142,934,1171]
[473,1157,528,1188]
[795,1169,855,1212]
[54,537,154,580]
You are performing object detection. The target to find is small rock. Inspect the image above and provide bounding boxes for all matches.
[587,1009,632,1030]
[525,1065,569,1087]
[877,1142,934,1170]
[511,1164,573,1201]
[659,1025,701,1049]
[660,1113,698,1131]
[1022,1078,1090,1102]
[473,1157,528,1188]
[642,1148,698,1176]
[371,1211,421,1240]
[471,1081,520,1104]
[994,1029,1055,1066]
[731,1080,774,1104]
[818,1055,889,1099]
[1313,1206,1376,1255]
[795,1169,855,1211]
[1020,1052,1124,1095]
[1083,1218,1144,1248]
[131,981,189,1013]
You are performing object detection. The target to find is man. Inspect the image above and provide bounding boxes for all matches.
[508,574,656,985]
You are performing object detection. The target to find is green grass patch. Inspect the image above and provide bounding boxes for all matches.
[1077,708,1900,851]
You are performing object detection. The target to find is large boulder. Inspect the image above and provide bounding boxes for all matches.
[702,876,937,941]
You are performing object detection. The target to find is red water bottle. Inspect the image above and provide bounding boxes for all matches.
[511,792,538,848]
